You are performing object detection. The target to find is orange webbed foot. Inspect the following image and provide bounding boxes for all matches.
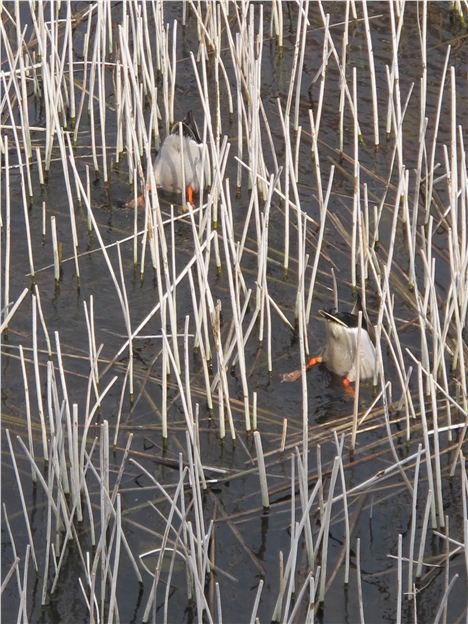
[280,369,302,383]
[126,183,152,209]
[281,355,322,383]
[126,194,146,209]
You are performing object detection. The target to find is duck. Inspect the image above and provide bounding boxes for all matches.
[127,111,209,209]
[281,308,377,393]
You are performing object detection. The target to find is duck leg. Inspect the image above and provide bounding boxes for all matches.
[342,376,355,397]
[306,355,322,370]
[281,354,322,383]
[184,185,194,210]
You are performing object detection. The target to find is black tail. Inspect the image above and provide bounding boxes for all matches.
[171,111,202,144]
[319,309,350,328]
[319,308,369,331]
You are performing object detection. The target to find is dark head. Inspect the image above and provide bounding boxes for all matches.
[171,111,202,144]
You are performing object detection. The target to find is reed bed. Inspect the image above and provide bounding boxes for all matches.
[1,1,467,622]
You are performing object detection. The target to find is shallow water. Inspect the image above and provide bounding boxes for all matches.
[2,2,467,623]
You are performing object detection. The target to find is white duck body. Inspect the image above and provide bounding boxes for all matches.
[320,310,376,382]
[153,112,209,195]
